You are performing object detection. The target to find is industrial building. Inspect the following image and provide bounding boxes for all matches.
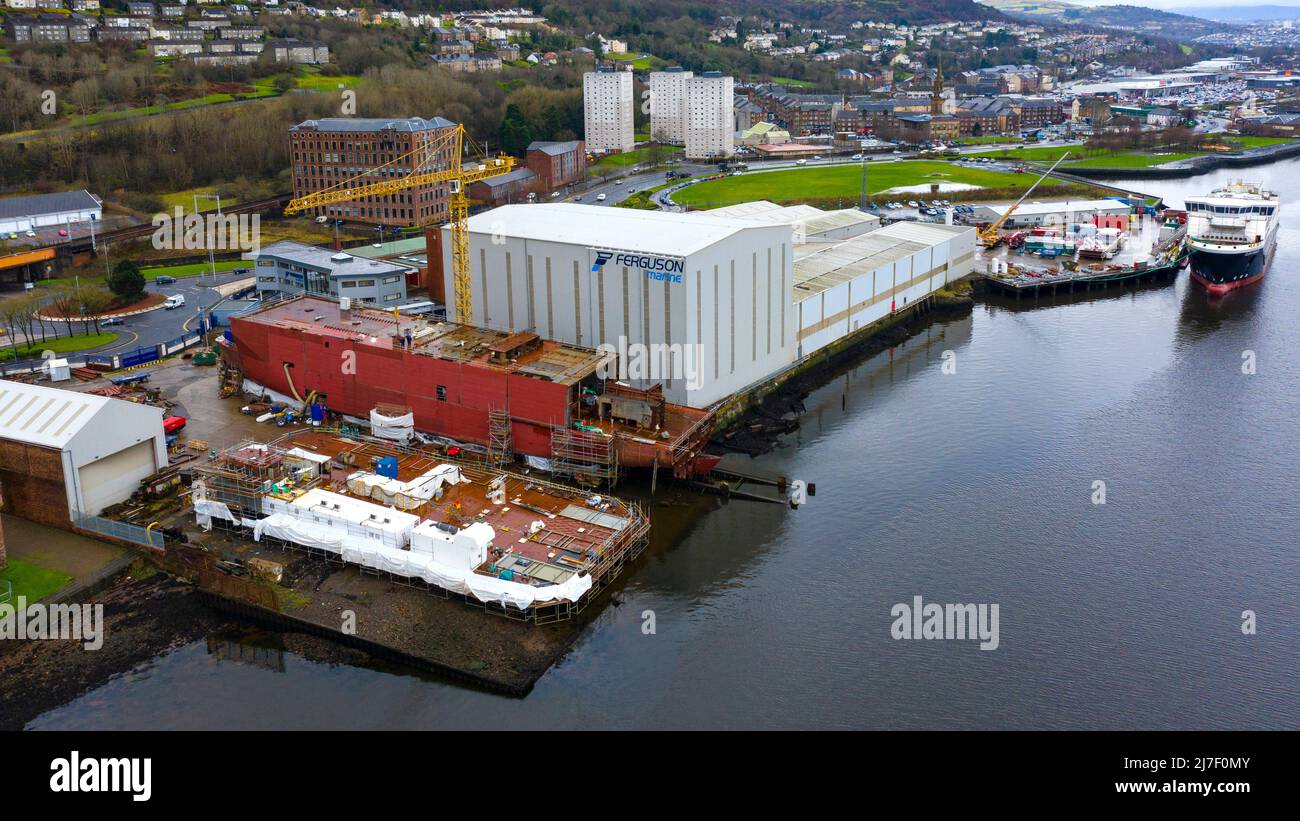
[443,204,792,407]
[582,68,635,153]
[0,190,102,235]
[442,203,976,408]
[704,201,880,242]
[792,221,975,358]
[0,381,168,528]
[971,199,1131,229]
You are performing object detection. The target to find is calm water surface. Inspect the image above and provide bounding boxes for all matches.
[29,160,1300,729]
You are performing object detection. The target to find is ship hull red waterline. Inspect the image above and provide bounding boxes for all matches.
[1189,236,1275,296]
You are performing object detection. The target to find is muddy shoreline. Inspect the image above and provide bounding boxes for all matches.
[0,572,228,730]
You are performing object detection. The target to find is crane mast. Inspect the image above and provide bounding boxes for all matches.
[283,123,515,323]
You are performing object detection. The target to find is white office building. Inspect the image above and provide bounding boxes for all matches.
[684,71,735,160]
[583,67,635,153]
[649,67,693,145]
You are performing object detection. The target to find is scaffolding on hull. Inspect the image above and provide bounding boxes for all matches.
[549,426,619,487]
[487,407,512,468]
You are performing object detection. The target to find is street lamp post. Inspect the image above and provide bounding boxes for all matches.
[193,193,223,280]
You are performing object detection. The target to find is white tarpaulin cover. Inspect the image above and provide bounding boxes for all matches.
[346,464,462,510]
[238,503,590,608]
[194,499,238,530]
[370,408,415,442]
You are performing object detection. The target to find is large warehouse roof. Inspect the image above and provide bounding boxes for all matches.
[0,380,112,450]
[704,201,879,239]
[793,222,973,300]
[0,190,101,222]
[975,198,1130,217]
[464,204,766,256]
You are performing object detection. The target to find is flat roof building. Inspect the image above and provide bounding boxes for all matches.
[245,240,414,305]
[971,199,1130,228]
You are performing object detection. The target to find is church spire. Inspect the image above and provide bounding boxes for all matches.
[932,58,944,115]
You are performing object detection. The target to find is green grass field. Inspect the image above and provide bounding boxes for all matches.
[1065,151,1202,168]
[772,77,815,88]
[0,331,119,362]
[157,188,241,213]
[592,145,681,169]
[0,559,73,604]
[1222,136,1294,150]
[971,145,1202,168]
[673,161,1038,206]
[142,259,246,279]
[607,52,659,70]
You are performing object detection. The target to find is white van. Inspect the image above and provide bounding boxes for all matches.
[164,294,186,310]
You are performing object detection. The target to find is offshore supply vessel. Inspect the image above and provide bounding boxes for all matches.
[1185,182,1279,295]
[220,295,720,484]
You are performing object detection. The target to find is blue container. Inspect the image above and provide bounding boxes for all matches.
[310,402,326,422]
[376,456,399,479]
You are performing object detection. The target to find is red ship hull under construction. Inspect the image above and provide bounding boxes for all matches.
[225,296,719,479]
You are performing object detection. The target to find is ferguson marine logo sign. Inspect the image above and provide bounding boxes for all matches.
[590,248,684,283]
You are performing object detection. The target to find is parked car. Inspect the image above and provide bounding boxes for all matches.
[154,275,176,285]
[315,216,329,224]
[24,230,35,237]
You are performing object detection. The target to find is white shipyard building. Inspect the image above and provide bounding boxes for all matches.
[442,204,975,408]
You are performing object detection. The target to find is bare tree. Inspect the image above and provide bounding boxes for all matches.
[80,286,116,336]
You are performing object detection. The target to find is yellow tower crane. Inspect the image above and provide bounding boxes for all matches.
[283,123,515,323]
[977,151,1072,247]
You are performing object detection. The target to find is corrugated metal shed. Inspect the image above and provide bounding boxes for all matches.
[0,380,111,450]
[792,221,972,300]
[0,190,101,222]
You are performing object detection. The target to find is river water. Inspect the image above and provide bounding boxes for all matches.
[28,160,1300,730]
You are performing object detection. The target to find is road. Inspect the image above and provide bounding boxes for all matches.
[6,268,251,365]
